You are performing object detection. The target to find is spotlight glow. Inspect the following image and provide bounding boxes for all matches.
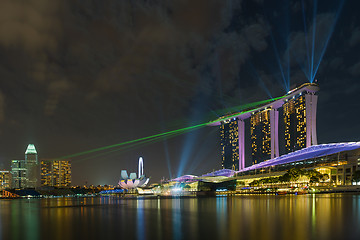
[300,0,345,83]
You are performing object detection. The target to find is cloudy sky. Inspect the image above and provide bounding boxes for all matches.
[0,0,359,185]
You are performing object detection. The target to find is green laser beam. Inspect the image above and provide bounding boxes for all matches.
[57,94,289,160]
[76,129,186,164]
[57,122,205,160]
[208,95,287,124]
[72,129,186,163]
[164,96,283,130]
[214,96,284,116]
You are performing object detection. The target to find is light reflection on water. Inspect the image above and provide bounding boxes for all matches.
[1,194,360,240]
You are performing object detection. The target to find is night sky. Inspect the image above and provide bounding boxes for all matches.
[0,0,359,186]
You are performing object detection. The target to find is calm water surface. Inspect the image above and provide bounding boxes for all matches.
[1,194,360,240]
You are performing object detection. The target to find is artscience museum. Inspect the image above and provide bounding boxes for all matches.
[118,157,149,189]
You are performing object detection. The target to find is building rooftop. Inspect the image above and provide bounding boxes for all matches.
[171,170,237,182]
[201,169,236,177]
[25,144,37,154]
[171,175,198,182]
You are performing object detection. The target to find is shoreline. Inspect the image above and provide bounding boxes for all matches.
[2,185,360,199]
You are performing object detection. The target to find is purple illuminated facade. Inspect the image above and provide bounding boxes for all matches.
[171,170,236,182]
[172,142,360,184]
[171,175,197,182]
[305,93,318,147]
[201,169,236,178]
[237,142,360,173]
[238,119,245,170]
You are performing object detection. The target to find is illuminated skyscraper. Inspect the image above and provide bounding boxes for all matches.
[25,144,39,188]
[210,83,319,170]
[251,110,270,164]
[283,91,318,153]
[0,170,12,190]
[11,160,27,189]
[41,159,71,187]
[220,119,239,170]
[11,144,40,189]
[250,108,280,165]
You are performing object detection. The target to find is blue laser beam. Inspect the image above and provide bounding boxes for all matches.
[261,0,291,92]
[187,128,219,174]
[247,62,273,99]
[302,0,312,80]
[311,0,346,82]
[310,0,318,82]
[268,28,290,92]
[162,137,173,180]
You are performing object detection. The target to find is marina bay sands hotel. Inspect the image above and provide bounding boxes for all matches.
[209,83,319,171]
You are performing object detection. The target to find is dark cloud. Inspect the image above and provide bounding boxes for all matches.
[0,0,359,185]
[349,61,360,76]
[244,23,269,52]
[328,57,343,70]
[287,13,335,68]
[0,91,4,123]
[0,0,60,51]
[44,79,72,115]
[349,27,360,47]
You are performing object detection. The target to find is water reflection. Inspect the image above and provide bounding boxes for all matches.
[172,198,182,240]
[0,200,36,239]
[0,194,360,240]
[137,199,145,240]
[188,198,198,239]
[216,197,227,240]
[156,199,162,239]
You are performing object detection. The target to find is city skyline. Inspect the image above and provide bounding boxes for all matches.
[1,79,355,187]
[1,2,360,240]
[0,0,359,186]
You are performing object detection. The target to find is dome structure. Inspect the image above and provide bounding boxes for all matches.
[118,157,149,189]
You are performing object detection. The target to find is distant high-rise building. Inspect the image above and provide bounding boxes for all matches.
[11,160,27,189]
[283,92,318,153]
[220,119,239,170]
[41,159,71,187]
[11,144,40,189]
[0,170,12,189]
[25,144,39,188]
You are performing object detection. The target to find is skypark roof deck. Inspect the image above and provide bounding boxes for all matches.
[208,82,319,126]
